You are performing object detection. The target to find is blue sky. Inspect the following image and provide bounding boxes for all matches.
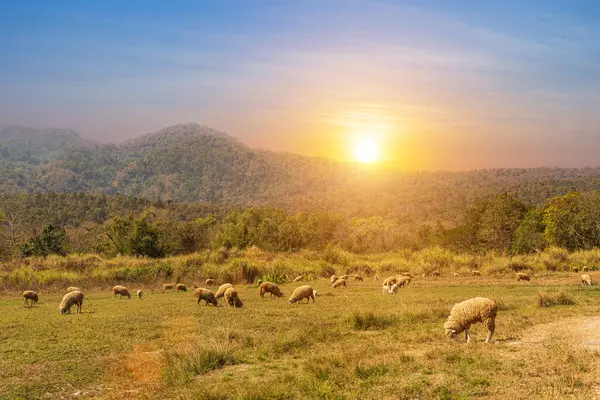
[1,0,600,169]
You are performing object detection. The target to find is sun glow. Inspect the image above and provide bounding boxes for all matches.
[354,139,380,163]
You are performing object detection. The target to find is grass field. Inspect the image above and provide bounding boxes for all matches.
[2,275,600,400]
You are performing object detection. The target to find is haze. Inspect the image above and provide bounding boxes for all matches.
[2,0,600,170]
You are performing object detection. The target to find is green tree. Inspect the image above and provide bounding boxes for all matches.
[106,212,163,257]
[21,224,67,257]
[542,193,580,251]
[512,209,546,254]
[477,193,527,253]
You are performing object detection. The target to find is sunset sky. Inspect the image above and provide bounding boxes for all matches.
[2,1,600,170]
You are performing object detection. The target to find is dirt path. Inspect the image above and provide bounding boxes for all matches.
[508,316,600,350]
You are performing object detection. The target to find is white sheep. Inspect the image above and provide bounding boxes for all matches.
[444,297,497,343]
[205,278,215,286]
[23,290,39,307]
[66,286,81,292]
[224,287,243,308]
[330,275,338,284]
[215,283,233,298]
[581,274,592,286]
[389,284,399,295]
[293,275,304,283]
[382,285,390,294]
[289,285,315,304]
[332,279,347,288]
[59,290,84,315]
[112,285,131,299]
[137,290,143,300]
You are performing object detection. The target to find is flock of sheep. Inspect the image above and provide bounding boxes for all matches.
[16,266,594,343]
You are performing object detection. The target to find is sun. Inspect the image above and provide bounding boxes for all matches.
[354,139,380,163]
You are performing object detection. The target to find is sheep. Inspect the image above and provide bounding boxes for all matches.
[112,285,131,299]
[581,274,592,286]
[374,275,380,281]
[330,275,338,284]
[516,272,530,282]
[215,283,234,298]
[572,266,580,273]
[195,288,218,306]
[205,278,215,286]
[431,271,440,277]
[583,266,589,272]
[444,297,497,343]
[383,276,396,286]
[389,284,399,295]
[354,275,364,281]
[382,285,390,294]
[176,283,187,292]
[259,282,284,298]
[163,283,175,291]
[289,285,315,304]
[471,270,482,276]
[256,279,263,286]
[59,290,84,315]
[224,287,243,308]
[293,275,304,283]
[137,290,143,300]
[23,290,39,307]
[66,286,81,292]
[396,276,411,288]
[453,273,460,277]
[400,272,413,277]
[339,274,349,280]
[332,279,347,288]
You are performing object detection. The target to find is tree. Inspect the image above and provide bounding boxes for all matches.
[512,209,546,254]
[477,193,527,253]
[21,224,67,257]
[106,212,163,257]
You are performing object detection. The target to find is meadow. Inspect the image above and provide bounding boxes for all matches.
[2,266,600,399]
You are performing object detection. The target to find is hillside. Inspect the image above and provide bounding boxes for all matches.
[2,123,600,222]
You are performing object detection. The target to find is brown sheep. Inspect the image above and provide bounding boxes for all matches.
[195,288,218,306]
[176,283,187,292]
[59,290,84,314]
[205,278,215,286]
[583,266,589,272]
[215,283,234,298]
[224,287,243,308]
[572,266,580,273]
[516,272,530,282]
[293,275,304,283]
[112,285,131,299]
[289,285,315,304]
[330,275,338,284]
[332,279,347,288]
[382,276,396,286]
[396,276,411,287]
[23,290,39,307]
[259,282,284,298]
[163,283,175,291]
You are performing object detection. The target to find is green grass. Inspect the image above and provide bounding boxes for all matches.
[1,276,600,399]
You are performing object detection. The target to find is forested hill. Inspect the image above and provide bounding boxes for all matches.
[2,122,600,223]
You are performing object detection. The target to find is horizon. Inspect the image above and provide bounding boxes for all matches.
[2,1,600,170]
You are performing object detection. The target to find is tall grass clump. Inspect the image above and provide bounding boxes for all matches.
[536,291,575,308]
[349,311,396,331]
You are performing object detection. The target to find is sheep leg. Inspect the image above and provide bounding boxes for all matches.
[465,329,470,343]
[485,320,495,343]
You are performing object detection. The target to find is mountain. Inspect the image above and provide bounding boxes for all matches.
[2,122,600,223]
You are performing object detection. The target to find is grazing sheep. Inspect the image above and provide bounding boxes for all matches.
[382,285,390,294]
[59,290,84,315]
[176,283,187,292]
[396,276,411,287]
[224,287,243,308]
[289,285,316,304]
[431,271,440,277]
[516,272,530,282]
[583,266,589,272]
[66,286,81,292]
[332,279,347,288]
[215,283,234,298]
[572,266,580,273]
[205,279,215,286]
[453,273,460,277]
[112,285,131,299]
[195,288,218,306]
[23,290,39,307]
[137,290,143,300]
[163,283,175,291]
[259,282,284,298]
[330,275,338,284]
[293,275,304,283]
[340,274,349,280]
[471,270,482,276]
[389,284,399,295]
[401,272,413,277]
[256,279,263,286]
[354,275,364,281]
[383,276,396,286]
[444,297,497,343]
[581,274,592,286]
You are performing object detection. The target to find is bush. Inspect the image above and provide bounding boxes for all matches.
[536,291,575,308]
[349,311,396,330]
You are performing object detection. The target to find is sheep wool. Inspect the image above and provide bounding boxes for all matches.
[293,275,304,283]
[332,279,347,288]
[195,288,218,306]
[382,285,390,294]
[330,275,338,284]
[471,270,482,276]
[339,274,349,280]
[112,285,131,299]
[259,282,284,298]
[23,290,39,307]
[453,273,460,277]
[66,286,81,293]
[224,287,243,308]
[389,284,399,295]
[163,283,175,291]
[581,274,592,286]
[137,290,143,300]
[383,276,396,286]
[516,272,530,282]
[572,267,580,273]
[59,290,84,315]
[205,279,215,286]
[176,283,187,292]
[215,283,234,298]
[444,297,497,343]
[395,276,411,287]
[583,266,589,272]
[289,285,315,304]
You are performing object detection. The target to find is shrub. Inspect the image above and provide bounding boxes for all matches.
[349,311,396,330]
[536,291,575,308]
